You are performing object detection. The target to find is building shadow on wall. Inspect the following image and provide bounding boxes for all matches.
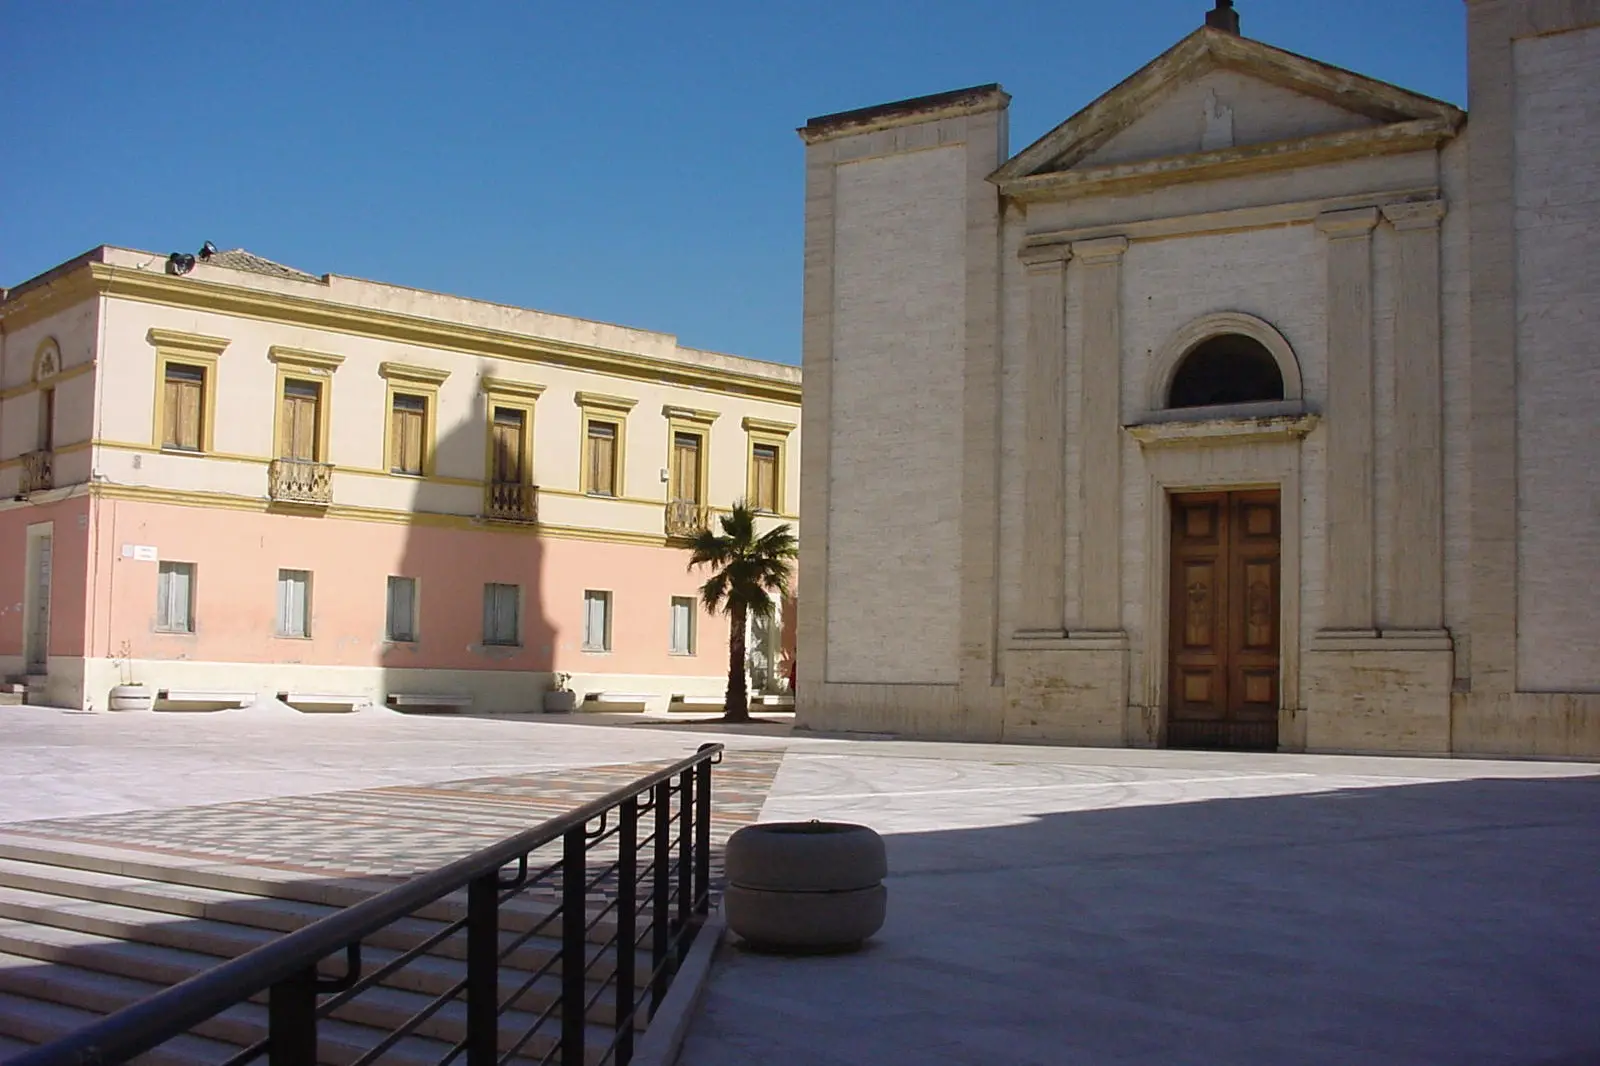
[378,360,555,716]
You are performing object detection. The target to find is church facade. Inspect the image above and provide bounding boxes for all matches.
[795,1,1600,757]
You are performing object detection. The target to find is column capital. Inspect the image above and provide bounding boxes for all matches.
[1071,235,1130,264]
[1382,199,1447,231]
[1019,240,1072,268]
[1315,206,1380,239]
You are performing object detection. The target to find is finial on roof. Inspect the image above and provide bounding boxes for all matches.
[1205,0,1241,35]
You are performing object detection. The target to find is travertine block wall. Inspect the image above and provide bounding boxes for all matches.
[1512,23,1600,692]
[826,146,967,685]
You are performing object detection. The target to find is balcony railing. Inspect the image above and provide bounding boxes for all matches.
[268,458,334,506]
[665,499,709,538]
[19,450,53,494]
[484,481,538,523]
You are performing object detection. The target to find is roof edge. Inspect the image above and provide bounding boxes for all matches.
[799,83,1009,144]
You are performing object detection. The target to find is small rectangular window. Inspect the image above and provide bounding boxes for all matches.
[156,562,196,633]
[280,379,322,461]
[669,596,696,655]
[583,590,612,652]
[386,576,417,642]
[390,394,427,475]
[163,364,205,451]
[39,387,56,452]
[752,442,780,513]
[587,420,618,496]
[276,569,311,638]
[483,583,521,646]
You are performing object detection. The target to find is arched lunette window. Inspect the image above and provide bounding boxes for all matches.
[1167,334,1285,409]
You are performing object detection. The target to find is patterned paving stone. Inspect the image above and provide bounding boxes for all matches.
[1,750,786,893]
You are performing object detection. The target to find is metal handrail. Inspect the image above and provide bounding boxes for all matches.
[11,743,724,1066]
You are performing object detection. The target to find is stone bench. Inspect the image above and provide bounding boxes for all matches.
[386,693,473,714]
[155,690,255,711]
[667,694,725,713]
[582,692,653,713]
[279,692,368,713]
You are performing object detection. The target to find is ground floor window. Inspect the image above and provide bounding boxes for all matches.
[386,576,418,642]
[670,595,696,655]
[584,590,612,652]
[276,569,312,638]
[483,583,521,646]
[156,561,195,633]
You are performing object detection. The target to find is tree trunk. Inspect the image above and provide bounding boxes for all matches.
[724,601,750,722]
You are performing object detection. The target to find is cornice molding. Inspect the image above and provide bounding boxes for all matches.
[147,328,231,357]
[481,376,546,400]
[268,345,345,372]
[574,391,639,413]
[379,361,451,385]
[996,118,1461,202]
[741,416,797,436]
[663,404,720,425]
[1381,199,1447,230]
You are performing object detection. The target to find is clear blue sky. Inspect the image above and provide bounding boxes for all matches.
[2,1,1465,366]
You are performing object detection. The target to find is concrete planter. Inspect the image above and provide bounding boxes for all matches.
[723,821,887,953]
[108,685,154,712]
[543,690,580,713]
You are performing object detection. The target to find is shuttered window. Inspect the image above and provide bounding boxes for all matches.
[386,576,417,642]
[670,432,702,504]
[156,562,195,633]
[483,583,520,646]
[162,365,205,451]
[586,421,617,496]
[390,394,427,475]
[276,569,311,638]
[280,380,321,461]
[752,443,780,513]
[492,407,525,483]
[583,590,612,651]
[669,596,695,655]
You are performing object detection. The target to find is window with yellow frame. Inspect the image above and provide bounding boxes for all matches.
[577,392,637,497]
[742,416,794,514]
[268,347,344,463]
[381,362,450,477]
[147,329,230,454]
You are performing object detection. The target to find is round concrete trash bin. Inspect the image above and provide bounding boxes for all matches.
[724,820,886,953]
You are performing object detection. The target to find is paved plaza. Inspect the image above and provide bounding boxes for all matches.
[3,706,1599,1064]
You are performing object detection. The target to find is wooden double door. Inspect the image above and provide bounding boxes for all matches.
[1167,490,1281,750]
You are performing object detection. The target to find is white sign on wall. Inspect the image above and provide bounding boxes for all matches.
[121,544,158,561]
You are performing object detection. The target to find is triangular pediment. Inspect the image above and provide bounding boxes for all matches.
[992,28,1463,198]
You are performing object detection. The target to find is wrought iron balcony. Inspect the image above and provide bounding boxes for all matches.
[19,450,53,494]
[268,458,334,505]
[484,480,538,523]
[665,498,710,538]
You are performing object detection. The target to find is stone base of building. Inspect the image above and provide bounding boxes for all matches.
[1302,634,1455,754]
[16,658,732,716]
[795,682,996,741]
[1001,639,1130,746]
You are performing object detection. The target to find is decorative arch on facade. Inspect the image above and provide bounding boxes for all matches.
[1147,312,1303,413]
[33,337,61,384]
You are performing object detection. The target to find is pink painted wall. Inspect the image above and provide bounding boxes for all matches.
[87,497,735,675]
[0,496,91,658]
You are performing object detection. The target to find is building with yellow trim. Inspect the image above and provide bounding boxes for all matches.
[0,245,800,713]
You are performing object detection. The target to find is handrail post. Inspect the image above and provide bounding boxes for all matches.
[676,769,693,961]
[651,780,672,1014]
[615,795,638,1065]
[267,966,318,1066]
[694,754,712,916]
[561,825,587,1066]
[466,871,500,1066]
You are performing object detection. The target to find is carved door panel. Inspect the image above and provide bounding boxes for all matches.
[1167,490,1281,749]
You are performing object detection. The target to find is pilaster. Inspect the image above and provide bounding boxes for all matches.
[1072,235,1128,636]
[1382,199,1447,632]
[1315,207,1379,635]
[1016,241,1071,637]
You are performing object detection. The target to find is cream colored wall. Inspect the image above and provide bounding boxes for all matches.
[1081,68,1380,168]
[1512,23,1600,692]
[825,144,968,687]
[0,297,99,497]
[90,293,801,535]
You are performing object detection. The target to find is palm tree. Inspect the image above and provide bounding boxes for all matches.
[687,501,797,722]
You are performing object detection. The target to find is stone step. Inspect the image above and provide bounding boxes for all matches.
[0,694,23,707]
[0,990,243,1065]
[0,841,635,945]
[0,857,660,986]
[0,957,460,1066]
